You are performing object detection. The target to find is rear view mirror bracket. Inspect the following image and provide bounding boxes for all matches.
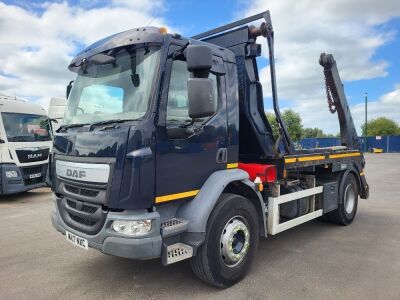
[66,80,74,99]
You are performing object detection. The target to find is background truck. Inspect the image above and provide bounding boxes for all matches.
[50,11,369,288]
[0,93,52,195]
[48,97,66,132]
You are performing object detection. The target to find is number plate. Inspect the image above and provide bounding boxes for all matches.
[29,173,41,179]
[66,231,88,250]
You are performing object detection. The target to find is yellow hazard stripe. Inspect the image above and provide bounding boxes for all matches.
[329,152,361,159]
[285,152,361,164]
[155,190,199,203]
[284,157,297,163]
[227,163,239,169]
[285,155,326,163]
[298,155,326,162]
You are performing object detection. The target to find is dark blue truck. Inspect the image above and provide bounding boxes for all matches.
[51,11,369,287]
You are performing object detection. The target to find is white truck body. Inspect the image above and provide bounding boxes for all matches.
[0,93,52,195]
[48,97,66,131]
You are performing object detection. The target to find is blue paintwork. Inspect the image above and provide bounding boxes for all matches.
[154,42,229,198]
[225,61,240,164]
[53,30,242,210]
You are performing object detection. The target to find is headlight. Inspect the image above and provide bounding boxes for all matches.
[111,220,152,236]
[5,170,18,178]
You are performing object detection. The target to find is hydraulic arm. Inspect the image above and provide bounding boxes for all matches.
[320,53,360,149]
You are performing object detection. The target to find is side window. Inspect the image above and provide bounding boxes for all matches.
[166,59,218,123]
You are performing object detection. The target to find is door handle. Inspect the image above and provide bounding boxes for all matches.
[216,148,227,164]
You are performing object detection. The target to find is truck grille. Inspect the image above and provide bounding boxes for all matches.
[16,148,49,163]
[58,198,106,235]
[67,200,98,213]
[20,165,47,186]
[70,215,96,226]
[65,184,99,198]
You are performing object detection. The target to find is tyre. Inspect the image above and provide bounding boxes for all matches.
[327,173,358,225]
[190,193,259,288]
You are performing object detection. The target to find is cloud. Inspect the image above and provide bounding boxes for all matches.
[241,0,400,133]
[0,0,169,109]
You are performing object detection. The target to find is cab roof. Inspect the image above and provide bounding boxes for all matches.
[69,26,235,72]
[0,93,47,116]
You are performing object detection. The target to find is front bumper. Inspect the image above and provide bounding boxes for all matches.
[51,195,162,260]
[0,163,48,195]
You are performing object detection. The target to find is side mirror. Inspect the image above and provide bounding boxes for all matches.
[186,45,212,73]
[66,80,74,99]
[188,78,216,119]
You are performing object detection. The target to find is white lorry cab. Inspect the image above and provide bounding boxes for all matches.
[0,93,52,195]
[48,97,66,132]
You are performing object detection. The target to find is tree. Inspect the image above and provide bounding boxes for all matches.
[302,127,325,138]
[361,117,400,136]
[266,110,303,142]
[266,112,279,139]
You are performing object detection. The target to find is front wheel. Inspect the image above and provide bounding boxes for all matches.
[190,193,259,288]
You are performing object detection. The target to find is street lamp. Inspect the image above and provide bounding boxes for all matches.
[364,92,368,152]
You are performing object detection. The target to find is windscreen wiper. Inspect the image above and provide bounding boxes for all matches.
[89,119,137,131]
[57,123,89,133]
[7,136,33,142]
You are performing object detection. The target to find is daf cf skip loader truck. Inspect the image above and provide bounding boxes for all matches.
[51,11,369,287]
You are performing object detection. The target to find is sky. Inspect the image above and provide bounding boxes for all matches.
[0,0,399,134]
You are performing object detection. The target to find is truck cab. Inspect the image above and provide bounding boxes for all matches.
[0,93,52,195]
[51,12,368,288]
[48,97,66,132]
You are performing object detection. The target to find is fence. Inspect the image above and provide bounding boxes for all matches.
[300,136,400,153]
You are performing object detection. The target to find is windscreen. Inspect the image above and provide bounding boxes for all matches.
[1,113,51,142]
[63,46,161,125]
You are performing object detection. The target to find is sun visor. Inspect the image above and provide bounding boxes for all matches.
[68,27,164,72]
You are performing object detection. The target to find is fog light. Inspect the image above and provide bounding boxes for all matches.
[5,170,18,178]
[111,220,152,236]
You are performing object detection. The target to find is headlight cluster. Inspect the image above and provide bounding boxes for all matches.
[5,170,18,178]
[111,220,152,236]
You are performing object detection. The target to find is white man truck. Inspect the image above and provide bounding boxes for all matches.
[0,93,52,195]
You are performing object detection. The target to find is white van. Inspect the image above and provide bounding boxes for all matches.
[0,93,52,195]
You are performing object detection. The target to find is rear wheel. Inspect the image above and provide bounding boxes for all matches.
[327,173,358,225]
[190,193,259,288]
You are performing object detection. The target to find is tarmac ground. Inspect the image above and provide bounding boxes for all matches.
[0,153,399,299]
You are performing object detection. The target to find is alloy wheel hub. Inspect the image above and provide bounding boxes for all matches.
[220,217,250,267]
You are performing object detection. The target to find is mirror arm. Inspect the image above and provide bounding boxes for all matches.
[66,80,74,99]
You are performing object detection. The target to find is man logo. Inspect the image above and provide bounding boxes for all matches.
[27,153,42,160]
[66,169,86,179]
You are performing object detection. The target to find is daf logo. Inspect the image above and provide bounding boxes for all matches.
[66,169,86,179]
[27,153,42,159]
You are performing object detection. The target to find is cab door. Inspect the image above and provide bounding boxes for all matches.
[155,45,227,204]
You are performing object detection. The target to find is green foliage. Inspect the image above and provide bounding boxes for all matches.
[266,110,303,142]
[266,112,400,144]
[301,128,339,138]
[361,117,400,136]
[266,112,279,140]
[302,127,325,138]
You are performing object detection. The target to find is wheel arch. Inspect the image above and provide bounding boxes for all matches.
[176,169,266,237]
[223,180,267,237]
